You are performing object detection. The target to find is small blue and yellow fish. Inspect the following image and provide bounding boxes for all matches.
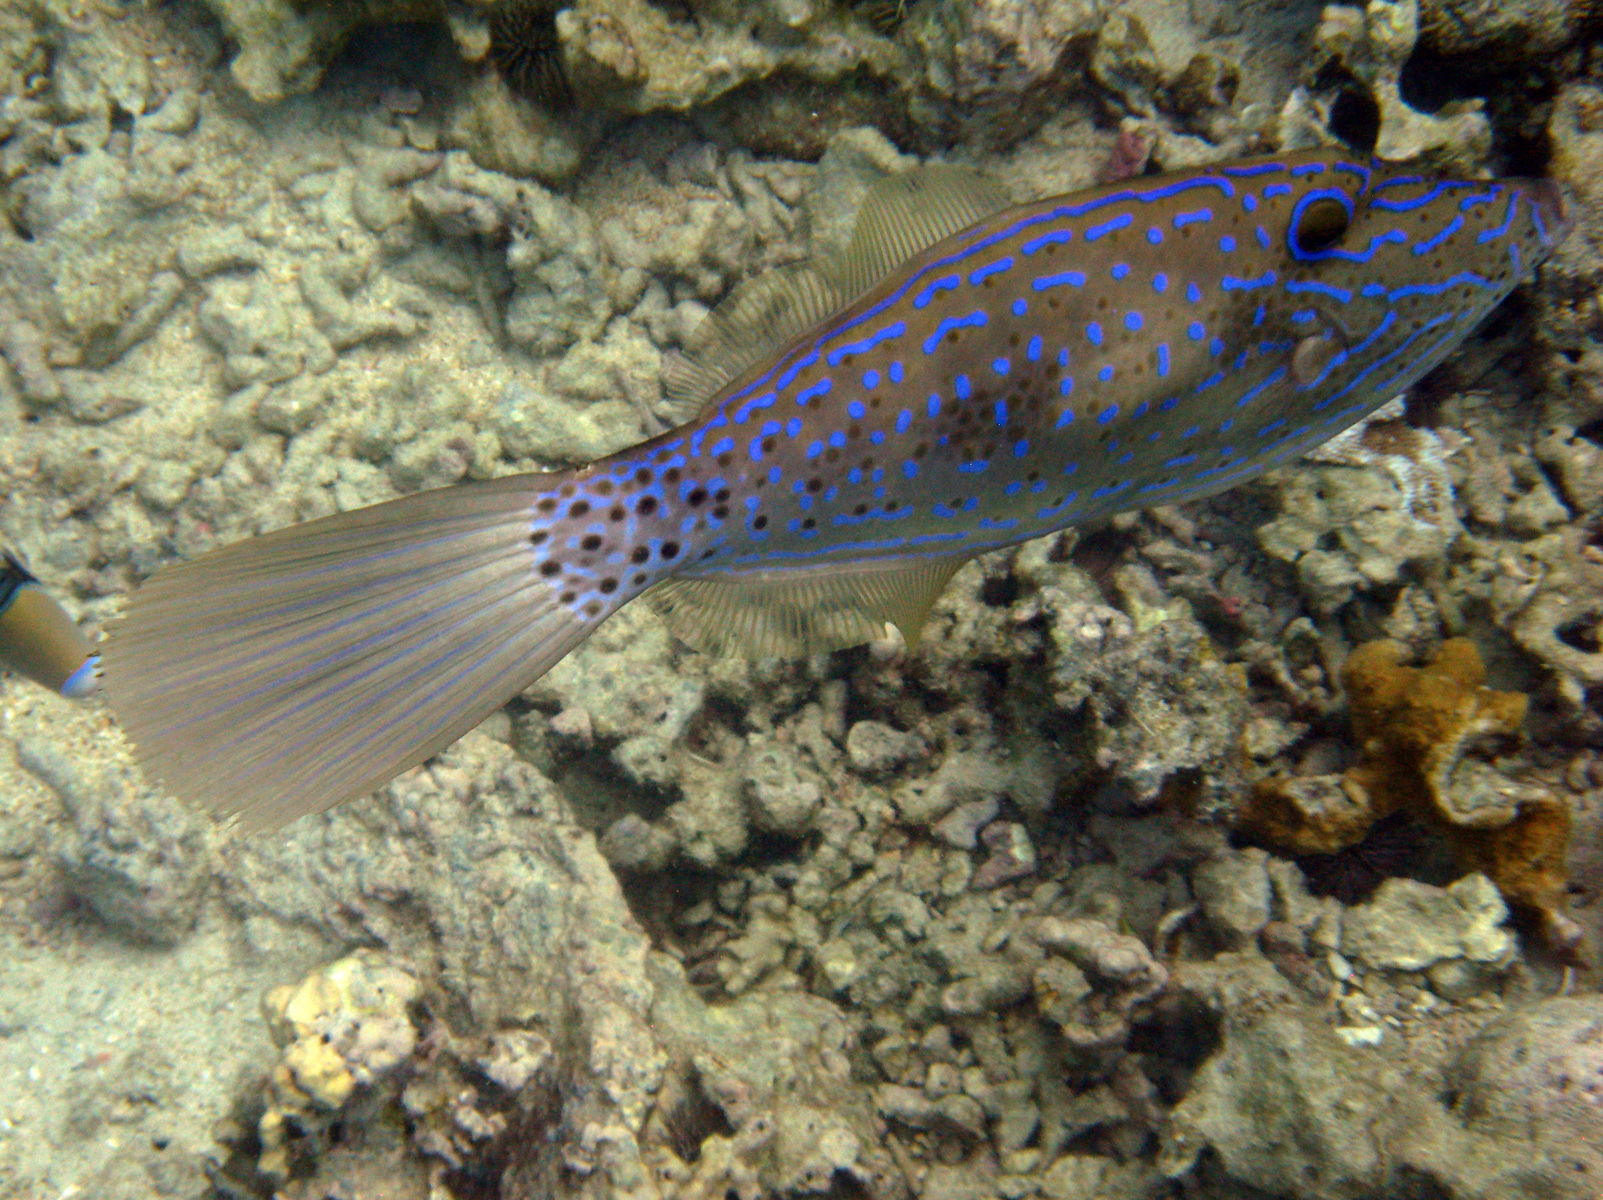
[100,148,1569,827]
[0,550,99,698]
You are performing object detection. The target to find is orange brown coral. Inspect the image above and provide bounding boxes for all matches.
[1241,639,1579,953]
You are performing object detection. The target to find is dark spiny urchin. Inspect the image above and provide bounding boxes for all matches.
[850,0,911,36]
[1296,815,1432,906]
[488,0,573,111]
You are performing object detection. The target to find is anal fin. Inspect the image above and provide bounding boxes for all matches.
[651,556,969,658]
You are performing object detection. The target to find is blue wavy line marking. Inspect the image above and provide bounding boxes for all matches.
[1414,215,1464,256]
[1476,194,1520,244]
[826,322,906,367]
[1311,311,1455,412]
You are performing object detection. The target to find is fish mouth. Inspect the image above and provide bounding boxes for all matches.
[1527,177,1576,247]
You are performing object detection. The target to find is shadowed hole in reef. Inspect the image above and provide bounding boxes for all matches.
[1068,523,1138,594]
[546,751,678,832]
[1125,990,1223,1106]
[618,828,809,1003]
[1295,813,1453,905]
[1557,610,1601,654]
[686,692,758,759]
[980,572,1021,607]
[824,1169,875,1199]
[1329,87,1381,155]
[445,1083,564,1200]
[619,860,724,958]
[204,1091,271,1196]
[321,19,451,92]
[1399,44,1558,178]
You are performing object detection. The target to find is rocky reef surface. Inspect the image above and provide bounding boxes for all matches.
[1,0,1602,1198]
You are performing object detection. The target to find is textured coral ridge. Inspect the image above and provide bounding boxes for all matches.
[2,0,1603,1197]
[1245,639,1579,953]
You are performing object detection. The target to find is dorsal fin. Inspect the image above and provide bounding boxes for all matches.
[827,164,1012,296]
[662,164,1011,422]
[651,556,969,658]
[661,264,847,423]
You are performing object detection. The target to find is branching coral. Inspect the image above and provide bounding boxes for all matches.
[1242,639,1579,953]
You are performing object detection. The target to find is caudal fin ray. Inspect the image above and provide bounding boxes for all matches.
[101,474,602,829]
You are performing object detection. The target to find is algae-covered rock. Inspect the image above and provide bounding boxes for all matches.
[444,70,585,183]
[1449,996,1603,1184]
[1047,593,1247,817]
[1418,0,1585,57]
[1163,954,1400,1200]
[1032,915,1168,1057]
[1169,1002,1393,1199]
[258,949,421,1180]
[1305,0,1491,170]
[845,719,924,774]
[1342,873,1515,975]
[17,733,207,947]
[502,180,611,355]
[1255,439,1462,616]
[642,954,902,1198]
[1192,847,1273,948]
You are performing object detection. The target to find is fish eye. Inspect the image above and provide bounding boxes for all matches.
[1290,194,1352,257]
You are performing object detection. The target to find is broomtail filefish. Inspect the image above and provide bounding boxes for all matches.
[100,148,1570,828]
[0,550,99,698]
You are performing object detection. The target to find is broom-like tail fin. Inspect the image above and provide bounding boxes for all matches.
[100,474,605,829]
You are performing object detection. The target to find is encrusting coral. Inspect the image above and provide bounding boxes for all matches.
[257,950,423,1181]
[1242,639,1580,954]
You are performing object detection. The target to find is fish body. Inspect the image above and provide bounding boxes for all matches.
[0,550,99,698]
[101,149,1569,826]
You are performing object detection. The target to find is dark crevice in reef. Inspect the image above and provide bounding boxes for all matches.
[1400,45,1562,177]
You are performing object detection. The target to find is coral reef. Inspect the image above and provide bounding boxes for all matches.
[1447,995,1603,1184]
[16,729,206,947]
[190,0,1314,173]
[1164,958,1603,1200]
[1243,639,1580,951]
[1255,398,1466,616]
[1291,0,1491,168]
[1417,0,1587,58]
[0,0,1599,1196]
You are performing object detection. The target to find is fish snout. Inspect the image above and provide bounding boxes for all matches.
[1527,177,1576,248]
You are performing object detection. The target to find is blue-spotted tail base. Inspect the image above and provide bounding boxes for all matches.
[101,474,600,829]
